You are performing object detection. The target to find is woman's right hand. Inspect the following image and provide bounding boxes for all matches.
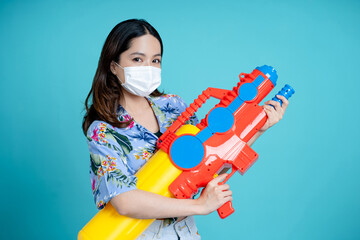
[195,173,233,215]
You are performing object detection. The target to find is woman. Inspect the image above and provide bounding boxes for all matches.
[82,19,289,239]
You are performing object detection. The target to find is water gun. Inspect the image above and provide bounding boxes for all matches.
[78,65,295,240]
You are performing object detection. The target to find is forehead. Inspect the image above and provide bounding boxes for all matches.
[127,34,161,54]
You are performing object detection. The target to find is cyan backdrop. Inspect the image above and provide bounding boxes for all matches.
[1,0,359,239]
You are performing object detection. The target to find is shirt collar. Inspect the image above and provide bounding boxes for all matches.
[116,96,164,132]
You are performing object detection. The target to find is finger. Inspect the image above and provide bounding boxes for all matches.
[263,105,276,115]
[275,101,285,118]
[266,100,281,110]
[262,106,272,117]
[217,184,230,191]
[263,106,277,123]
[211,173,228,185]
[276,95,289,110]
[265,103,283,117]
[222,196,233,203]
[220,190,232,197]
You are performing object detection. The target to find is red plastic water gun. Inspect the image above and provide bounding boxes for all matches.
[157,65,295,219]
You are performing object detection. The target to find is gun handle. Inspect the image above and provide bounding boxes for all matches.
[217,201,235,219]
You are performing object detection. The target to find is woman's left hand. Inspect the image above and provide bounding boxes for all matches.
[260,95,289,132]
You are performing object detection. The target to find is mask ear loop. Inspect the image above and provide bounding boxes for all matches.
[114,61,124,69]
[113,62,126,85]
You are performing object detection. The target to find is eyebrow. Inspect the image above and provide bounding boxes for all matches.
[130,52,161,57]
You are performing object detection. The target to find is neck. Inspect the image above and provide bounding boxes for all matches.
[120,89,149,114]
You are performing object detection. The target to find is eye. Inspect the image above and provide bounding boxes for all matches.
[153,58,161,64]
[132,57,142,62]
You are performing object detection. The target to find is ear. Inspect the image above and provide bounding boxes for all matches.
[110,61,117,75]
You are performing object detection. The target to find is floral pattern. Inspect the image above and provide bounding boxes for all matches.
[87,94,199,211]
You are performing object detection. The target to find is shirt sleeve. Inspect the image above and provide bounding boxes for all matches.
[87,121,137,210]
[173,95,200,125]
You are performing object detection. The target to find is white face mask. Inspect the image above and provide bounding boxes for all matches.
[114,62,161,97]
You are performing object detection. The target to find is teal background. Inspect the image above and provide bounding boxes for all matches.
[1,0,359,239]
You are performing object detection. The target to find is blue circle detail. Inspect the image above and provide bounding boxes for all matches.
[207,107,234,133]
[170,135,204,169]
[238,83,258,101]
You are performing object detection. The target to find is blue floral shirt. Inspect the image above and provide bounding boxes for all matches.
[86,94,199,210]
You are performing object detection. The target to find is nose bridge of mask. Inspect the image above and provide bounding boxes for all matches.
[115,61,154,70]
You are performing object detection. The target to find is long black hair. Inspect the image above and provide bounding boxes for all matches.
[82,19,163,135]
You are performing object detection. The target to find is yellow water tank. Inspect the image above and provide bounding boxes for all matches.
[78,124,200,240]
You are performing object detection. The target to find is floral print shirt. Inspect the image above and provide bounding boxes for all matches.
[86,94,199,212]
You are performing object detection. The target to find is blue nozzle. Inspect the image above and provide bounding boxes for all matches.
[271,84,295,107]
[256,65,278,86]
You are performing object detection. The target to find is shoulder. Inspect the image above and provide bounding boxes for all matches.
[151,94,199,126]
[86,120,135,156]
[87,120,112,139]
[86,120,128,145]
[150,94,187,108]
[87,120,132,137]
